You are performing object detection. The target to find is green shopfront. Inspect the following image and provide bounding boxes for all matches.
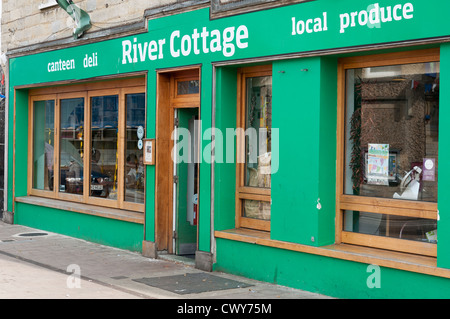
[8,0,450,298]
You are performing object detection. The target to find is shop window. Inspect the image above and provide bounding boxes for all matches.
[236,65,272,231]
[31,99,55,191]
[28,79,146,212]
[125,93,146,204]
[337,50,439,256]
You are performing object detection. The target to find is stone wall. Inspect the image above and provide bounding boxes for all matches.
[1,0,179,53]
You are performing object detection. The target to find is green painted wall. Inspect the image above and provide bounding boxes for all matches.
[144,75,157,243]
[437,43,450,269]
[198,64,213,253]
[270,58,336,246]
[15,202,143,252]
[215,238,450,299]
[214,66,238,231]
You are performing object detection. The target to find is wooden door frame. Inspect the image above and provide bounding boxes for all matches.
[155,66,201,253]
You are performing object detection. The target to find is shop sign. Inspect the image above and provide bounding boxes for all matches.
[10,0,450,85]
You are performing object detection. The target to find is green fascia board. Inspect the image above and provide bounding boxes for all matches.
[9,0,450,87]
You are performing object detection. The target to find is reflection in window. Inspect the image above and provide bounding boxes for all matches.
[243,75,272,220]
[59,97,84,195]
[90,95,118,199]
[345,62,439,202]
[344,211,437,244]
[33,100,55,190]
[125,93,145,204]
[177,80,199,95]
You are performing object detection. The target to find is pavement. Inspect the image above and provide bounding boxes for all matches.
[0,220,332,300]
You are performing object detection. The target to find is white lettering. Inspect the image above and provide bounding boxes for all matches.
[170,30,181,58]
[148,40,157,61]
[339,3,415,34]
[158,39,166,59]
[306,19,313,33]
[297,19,305,34]
[201,27,209,54]
[236,25,249,49]
[210,29,221,53]
[122,40,132,64]
[381,6,393,22]
[122,25,248,62]
[358,10,368,26]
[192,29,200,55]
[48,59,75,73]
[291,17,296,35]
[340,13,350,33]
[223,26,235,57]
[403,3,414,19]
[393,4,402,21]
[292,12,328,35]
[83,53,98,68]
[133,38,138,63]
[181,34,192,56]
[138,42,148,62]
[369,3,380,25]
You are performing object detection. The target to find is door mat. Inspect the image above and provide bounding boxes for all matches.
[133,273,252,295]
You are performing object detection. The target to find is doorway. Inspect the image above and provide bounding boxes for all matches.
[173,107,199,256]
[155,67,200,256]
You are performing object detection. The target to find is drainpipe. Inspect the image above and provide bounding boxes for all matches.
[2,56,7,219]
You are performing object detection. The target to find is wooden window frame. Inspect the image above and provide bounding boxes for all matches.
[170,69,201,108]
[336,49,440,257]
[28,78,146,213]
[236,65,272,232]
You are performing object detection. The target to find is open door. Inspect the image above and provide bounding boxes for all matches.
[173,108,199,256]
[155,67,200,256]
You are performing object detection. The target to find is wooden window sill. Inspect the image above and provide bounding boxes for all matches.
[15,196,144,224]
[215,228,450,279]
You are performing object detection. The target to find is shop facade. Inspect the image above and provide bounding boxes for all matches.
[6,0,450,298]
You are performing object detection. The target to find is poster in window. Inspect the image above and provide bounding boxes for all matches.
[143,139,155,165]
[423,158,436,181]
[367,143,389,185]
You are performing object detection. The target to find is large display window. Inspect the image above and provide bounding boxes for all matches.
[337,49,439,256]
[28,78,146,212]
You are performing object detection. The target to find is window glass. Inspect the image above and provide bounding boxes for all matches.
[343,211,437,244]
[177,80,199,95]
[125,93,145,204]
[59,97,84,195]
[90,95,118,199]
[243,75,272,221]
[32,100,55,191]
[344,62,439,202]
[29,81,145,211]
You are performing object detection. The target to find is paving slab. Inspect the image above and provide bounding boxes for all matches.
[0,221,332,299]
